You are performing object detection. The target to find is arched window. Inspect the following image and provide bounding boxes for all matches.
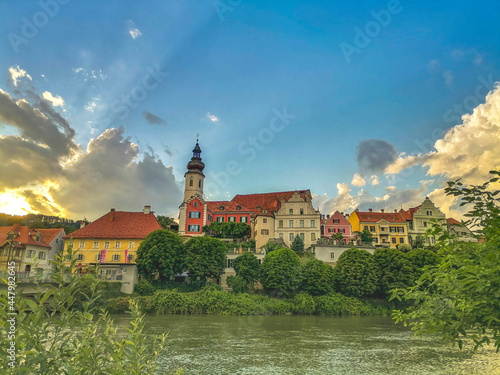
[199,179,202,188]
[189,178,193,186]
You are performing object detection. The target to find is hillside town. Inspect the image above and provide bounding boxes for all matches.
[0,141,476,293]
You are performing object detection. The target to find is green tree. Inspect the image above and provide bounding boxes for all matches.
[185,236,227,281]
[233,252,260,288]
[202,221,250,239]
[301,258,335,296]
[374,247,415,299]
[262,240,283,254]
[397,243,412,253]
[392,171,500,350]
[354,228,373,245]
[136,229,185,281]
[331,232,345,244]
[156,215,175,229]
[333,248,377,298]
[291,235,305,253]
[260,248,302,297]
[411,235,425,249]
[407,248,440,278]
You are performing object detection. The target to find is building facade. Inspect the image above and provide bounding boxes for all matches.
[321,210,353,240]
[349,209,409,247]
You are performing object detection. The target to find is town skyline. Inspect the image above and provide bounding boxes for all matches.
[1,1,499,221]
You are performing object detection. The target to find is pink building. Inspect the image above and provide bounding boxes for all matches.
[321,211,353,240]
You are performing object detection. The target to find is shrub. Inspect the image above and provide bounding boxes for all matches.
[333,248,378,298]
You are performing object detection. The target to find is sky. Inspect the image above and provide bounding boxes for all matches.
[0,0,499,221]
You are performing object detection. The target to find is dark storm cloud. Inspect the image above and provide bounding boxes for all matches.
[143,111,166,125]
[356,139,398,173]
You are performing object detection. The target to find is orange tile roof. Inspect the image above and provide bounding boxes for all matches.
[447,218,462,226]
[64,210,163,239]
[232,190,311,216]
[355,211,406,223]
[399,205,422,220]
[206,201,254,213]
[0,225,51,248]
[37,228,65,244]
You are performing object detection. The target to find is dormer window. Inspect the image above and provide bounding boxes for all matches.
[262,209,268,214]
[219,206,225,211]
[236,205,241,210]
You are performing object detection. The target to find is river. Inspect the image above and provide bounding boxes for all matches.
[116,314,500,374]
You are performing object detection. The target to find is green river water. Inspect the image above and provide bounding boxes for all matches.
[117,314,500,375]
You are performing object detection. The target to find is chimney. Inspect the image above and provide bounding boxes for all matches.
[394,209,397,213]
[144,205,151,214]
[369,208,372,212]
[110,208,115,221]
[80,221,86,229]
[326,214,330,219]
[381,209,384,213]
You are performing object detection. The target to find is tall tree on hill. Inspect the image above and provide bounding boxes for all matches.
[291,235,305,254]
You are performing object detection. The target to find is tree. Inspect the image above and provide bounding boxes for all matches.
[262,240,283,254]
[333,248,377,298]
[354,228,373,245]
[156,215,175,230]
[407,248,440,274]
[411,235,425,249]
[260,248,302,297]
[301,258,335,296]
[291,235,305,254]
[392,171,500,350]
[331,232,345,244]
[373,248,414,299]
[397,243,412,253]
[184,236,227,281]
[202,221,250,239]
[233,252,260,287]
[135,229,185,281]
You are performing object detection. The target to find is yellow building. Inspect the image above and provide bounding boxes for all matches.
[349,209,409,247]
[64,206,162,271]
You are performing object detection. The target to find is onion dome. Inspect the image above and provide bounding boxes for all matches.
[187,142,205,172]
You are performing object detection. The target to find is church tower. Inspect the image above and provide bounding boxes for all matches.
[178,139,206,237]
[183,141,205,201]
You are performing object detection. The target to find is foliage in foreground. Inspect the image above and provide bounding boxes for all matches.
[0,247,168,374]
[392,171,500,351]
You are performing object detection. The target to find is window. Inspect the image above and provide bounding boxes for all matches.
[342,228,346,233]
[311,233,316,241]
[189,211,201,218]
[229,216,236,222]
[300,233,305,240]
[115,241,121,249]
[364,226,369,231]
[261,229,269,235]
[188,225,200,232]
[199,179,202,188]
[380,227,387,232]
[240,216,248,223]
[227,259,234,268]
[128,254,134,261]
[374,238,378,243]
[217,217,224,222]
[279,232,284,239]
[311,220,316,228]
[113,254,120,261]
[399,238,404,244]
[129,242,135,249]
[262,218,267,224]
[208,215,213,222]
[390,227,396,233]
[95,254,101,261]
[409,221,414,230]
[392,238,396,244]
[330,252,335,259]
[219,206,225,210]
[189,178,193,186]
[328,228,332,233]
[300,220,304,228]
[333,219,339,224]
[426,210,432,216]
[79,241,85,249]
[193,202,198,207]
[27,250,36,258]
[398,227,404,233]
[289,233,294,242]
[278,220,284,228]
[104,241,110,249]
[300,208,304,215]
[289,220,294,228]
[38,252,46,260]
[236,205,241,210]
[423,222,428,227]
[262,210,268,214]
[93,241,99,248]
[289,209,293,215]
[77,254,84,261]
[370,226,376,232]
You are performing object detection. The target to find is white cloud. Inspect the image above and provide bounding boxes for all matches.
[370,175,379,185]
[9,66,32,86]
[351,173,366,187]
[473,54,483,65]
[42,91,65,107]
[428,59,440,71]
[206,112,219,123]
[443,70,454,87]
[129,28,142,39]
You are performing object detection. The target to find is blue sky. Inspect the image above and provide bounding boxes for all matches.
[0,0,499,219]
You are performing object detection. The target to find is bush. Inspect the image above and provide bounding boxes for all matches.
[292,293,316,315]
[260,248,302,297]
[301,258,335,296]
[135,278,156,296]
[333,248,378,298]
[397,243,412,253]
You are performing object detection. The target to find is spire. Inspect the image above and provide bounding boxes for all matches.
[186,137,205,173]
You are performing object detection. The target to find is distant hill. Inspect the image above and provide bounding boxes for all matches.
[0,213,88,234]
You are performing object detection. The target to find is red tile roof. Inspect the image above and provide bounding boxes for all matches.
[232,190,311,216]
[399,205,422,220]
[37,228,65,244]
[64,210,163,239]
[206,201,254,213]
[447,218,462,226]
[355,211,406,223]
[0,225,51,248]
